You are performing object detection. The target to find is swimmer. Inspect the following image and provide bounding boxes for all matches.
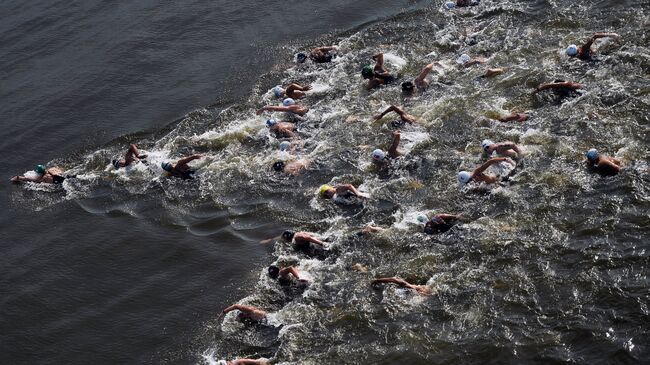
[371,277,432,295]
[401,61,439,95]
[566,32,620,61]
[216,358,269,365]
[220,304,267,323]
[374,105,417,125]
[256,98,309,116]
[281,230,327,250]
[272,159,310,176]
[268,265,309,285]
[423,214,462,234]
[458,157,516,185]
[11,165,75,184]
[483,68,505,78]
[318,183,369,199]
[481,140,523,160]
[360,224,386,235]
[371,130,402,165]
[161,154,202,179]
[497,112,529,123]
[456,53,487,68]
[446,0,481,8]
[297,45,338,63]
[265,119,296,139]
[273,83,311,100]
[586,148,621,176]
[112,144,148,169]
[532,80,583,95]
[362,53,396,90]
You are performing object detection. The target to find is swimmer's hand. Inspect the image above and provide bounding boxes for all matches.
[357,193,371,199]
[10,176,20,182]
[256,108,264,115]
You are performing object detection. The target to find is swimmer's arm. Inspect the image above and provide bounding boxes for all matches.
[592,32,619,40]
[231,360,268,365]
[474,157,507,175]
[600,158,621,172]
[372,277,409,287]
[436,214,461,221]
[176,154,202,169]
[388,130,401,158]
[289,83,311,91]
[415,63,436,83]
[280,266,301,279]
[306,235,326,246]
[534,82,582,93]
[498,113,528,122]
[11,175,42,183]
[372,53,384,68]
[315,46,337,52]
[338,184,365,198]
[374,105,400,120]
[464,57,486,67]
[256,106,291,115]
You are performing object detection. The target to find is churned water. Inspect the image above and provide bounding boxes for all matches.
[1,0,649,364]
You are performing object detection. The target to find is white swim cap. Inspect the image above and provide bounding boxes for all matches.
[266,118,277,127]
[481,139,494,151]
[586,148,599,161]
[566,44,578,56]
[372,149,386,161]
[279,141,291,151]
[458,171,471,184]
[273,86,283,98]
[417,215,428,224]
[445,1,456,8]
[283,98,295,106]
[457,53,471,64]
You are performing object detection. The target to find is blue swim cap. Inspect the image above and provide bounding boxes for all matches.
[457,54,471,65]
[279,141,291,151]
[445,1,456,9]
[266,118,277,128]
[586,148,599,162]
[34,164,46,175]
[372,149,386,161]
[273,86,283,98]
[417,215,428,224]
[283,98,295,106]
[161,162,173,172]
[566,44,578,57]
[296,53,307,63]
[458,171,471,184]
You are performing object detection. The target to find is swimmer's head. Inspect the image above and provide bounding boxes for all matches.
[456,53,471,65]
[372,149,386,162]
[112,159,120,169]
[282,230,295,241]
[279,141,291,151]
[417,214,428,224]
[268,265,280,279]
[273,86,284,98]
[34,164,46,175]
[266,118,277,128]
[273,161,285,172]
[282,98,296,107]
[458,171,471,184]
[361,65,374,79]
[161,162,173,172]
[586,148,599,162]
[296,52,307,63]
[401,81,415,93]
[445,1,456,9]
[318,184,335,198]
[481,139,494,152]
[566,44,578,57]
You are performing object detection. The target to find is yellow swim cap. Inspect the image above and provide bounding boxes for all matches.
[318,184,333,197]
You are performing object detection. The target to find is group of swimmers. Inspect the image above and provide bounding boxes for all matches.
[8,6,625,362]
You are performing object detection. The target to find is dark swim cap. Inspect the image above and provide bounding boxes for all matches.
[161,162,173,172]
[273,161,285,172]
[296,53,307,63]
[361,65,374,78]
[282,230,295,241]
[401,81,414,91]
[268,265,280,278]
[112,159,120,169]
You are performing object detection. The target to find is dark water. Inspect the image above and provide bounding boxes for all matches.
[2,0,649,364]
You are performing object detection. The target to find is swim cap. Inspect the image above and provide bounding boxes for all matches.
[401,81,415,92]
[34,165,46,175]
[417,215,428,224]
[481,139,494,151]
[458,171,471,184]
[566,44,578,57]
[279,141,291,151]
[266,118,277,128]
[273,86,283,98]
[372,149,386,162]
[318,184,333,198]
[268,265,280,278]
[282,230,295,241]
[161,162,173,172]
[457,53,471,65]
[282,98,295,106]
[586,148,599,162]
[273,161,285,172]
[361,65,374,78]
[445,1,456,9]
[112,159,120,169]
[296,52,307,63]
